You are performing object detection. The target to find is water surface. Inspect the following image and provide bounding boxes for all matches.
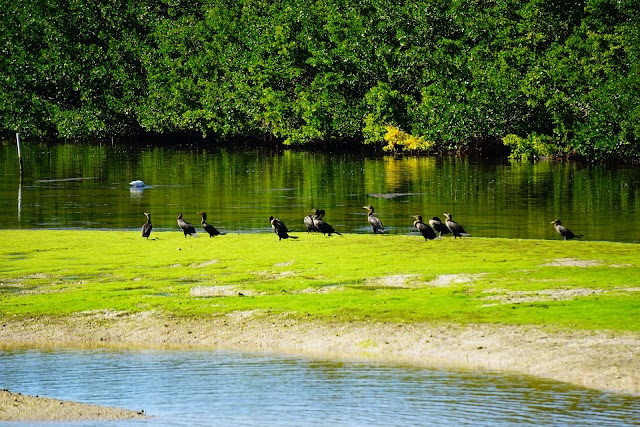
[1,348,638,427]
[1,142,639,241]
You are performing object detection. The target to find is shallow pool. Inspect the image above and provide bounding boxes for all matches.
[1,349,638,426]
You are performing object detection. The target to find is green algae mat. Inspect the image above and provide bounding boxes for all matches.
[1,230,638,332]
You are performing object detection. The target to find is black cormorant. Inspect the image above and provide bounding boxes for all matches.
[141,212,152,239]
[444,213,471,238]
[177,213,198,238]
[551,219,582,240]
[363,205,387,234]
[312,208,341,236]
[198,212,224,237]
[411,215,437,240]
[429,217,451,237]
[270,216,298,240]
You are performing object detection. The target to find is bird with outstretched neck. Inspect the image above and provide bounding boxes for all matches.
[312,208,341,236]
[177,213,198,238]
[270,216,298,240]
[363,205,387,234]
[550,219,583,240]
[411,215,437,240]
[443,213,471,238]
[141,212,152,239]
[198,212,224,237]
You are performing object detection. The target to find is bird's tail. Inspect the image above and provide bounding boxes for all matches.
[460,233,471,237]
[576,235,583,238]
[289,235,299,239]
[190,233,200,238]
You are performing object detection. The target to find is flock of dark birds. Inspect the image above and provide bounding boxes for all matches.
[140,207,583,241]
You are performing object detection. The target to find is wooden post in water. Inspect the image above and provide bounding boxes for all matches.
[17,173,22,223]
[16,133,23,222]
[16,133,23,176]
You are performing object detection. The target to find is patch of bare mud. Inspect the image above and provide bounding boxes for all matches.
[482,286,640,306]
[541,258,604,267]
[0,277,61,295]
[190,285,256,297]
[189,260,219,268]
[296,286,345,294]
[74,310,158,321]
[274,261,294,267]
[254,271,297,280]
[364,274,420,288]
[482,288,606,305]
[428,273,487,287]
[362,273,487,289]
[24,273,52,279]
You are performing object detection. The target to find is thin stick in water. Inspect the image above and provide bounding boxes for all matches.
[16,133,23,175]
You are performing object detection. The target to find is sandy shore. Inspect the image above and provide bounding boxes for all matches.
[0,389,146,422]
[1,311,639,420]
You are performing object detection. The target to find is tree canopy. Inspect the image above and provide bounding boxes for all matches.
[1,0,639,159]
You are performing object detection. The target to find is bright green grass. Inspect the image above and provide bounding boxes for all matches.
[1,230,639,331]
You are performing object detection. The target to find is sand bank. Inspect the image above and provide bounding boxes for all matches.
[0,389,146,422]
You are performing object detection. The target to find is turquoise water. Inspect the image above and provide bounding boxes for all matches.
[1,349,639,426]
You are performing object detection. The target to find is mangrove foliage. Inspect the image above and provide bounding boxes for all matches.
[1,0,639,159]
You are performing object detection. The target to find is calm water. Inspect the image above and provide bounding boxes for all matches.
[1,348,639,427]
[1,141,640,241]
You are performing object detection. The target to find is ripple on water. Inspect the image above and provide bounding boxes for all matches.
[0,349,638,427]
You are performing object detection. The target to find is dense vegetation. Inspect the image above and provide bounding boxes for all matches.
[1,0,639,159]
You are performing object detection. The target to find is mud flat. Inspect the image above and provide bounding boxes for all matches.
[0,389,146,422]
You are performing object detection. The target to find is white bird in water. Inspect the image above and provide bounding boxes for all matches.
[129,180,145,188]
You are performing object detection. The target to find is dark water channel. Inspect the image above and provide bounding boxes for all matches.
[1,142,640,241]
[1,348,639,427]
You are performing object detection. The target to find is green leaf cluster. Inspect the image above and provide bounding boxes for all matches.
[502,133,564,160]
[1,0,639,159]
